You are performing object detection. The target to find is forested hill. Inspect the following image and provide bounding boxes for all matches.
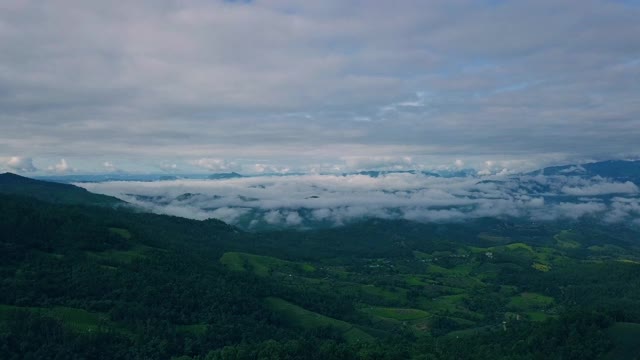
[2,176,640,359]
[0,172,123,206]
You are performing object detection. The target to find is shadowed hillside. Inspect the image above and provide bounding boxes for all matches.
[0,172,123,206]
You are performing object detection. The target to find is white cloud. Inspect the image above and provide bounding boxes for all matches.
[77,173,640,228]
[103,161,119,172]
[342,156,413,171]
[285,211,303,226]
[1,156,37,173]
[559,165,586,174]
[604,197,640,223]
[47,158,74,174]
[264,210,284,225]
[246,163,291,174]
[160,163,178,172]
[562,181,638,196]
[190,158,240,172]
[545,202,608,220]
[209,207,250,224]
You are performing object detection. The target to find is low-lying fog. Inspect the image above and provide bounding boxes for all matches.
[78,173,640,229]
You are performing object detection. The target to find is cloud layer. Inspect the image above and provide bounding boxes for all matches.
[79,173,640,229]
[1,1,640,171]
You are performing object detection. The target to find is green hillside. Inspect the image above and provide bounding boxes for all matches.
[0,172,123,206]
[1,177,640,359]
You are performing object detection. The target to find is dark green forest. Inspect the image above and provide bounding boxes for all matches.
[1,174,640,359]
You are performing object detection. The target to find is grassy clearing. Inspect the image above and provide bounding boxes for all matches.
[477,233,511,243]
[418,294,483,323]
[301,263,315,272]
[525,311,554,321]
[359,285,406,302]
[413,250,432,260]
[218,252,246,272]
[554,230,581,249]
[588,244,625,253]
[427,264,473,277]
[265,297,374,344]
[426,294,468,312]
[507,292,554,311]
[489,243,541,255]
[605,322,640,360]
[363,307,429,321]
[616,259,640,264]
[473,243,560,265]
[406,275,429,286]
[505,243,534,252]
[437,274,484,289]
[294,276,410,306]
[532,247,563,264]
[108,227,132,240]
[531,263,551,272]
[220,252,316,277]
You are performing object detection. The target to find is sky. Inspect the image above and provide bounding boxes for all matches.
[1,0,640,175]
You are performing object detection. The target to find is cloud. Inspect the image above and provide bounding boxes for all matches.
[159,163,179,172]
[1,1,639,169]
[77,173,640,228]
[247,163,291,174]
[1,156,37,173]
[561,180,638,196]
[543,202,609,220]
[342,156,413,171]
[190,158,240,172]
[209,207,250,224]
[559,165,587,174]
[285,211,303,226]
[264,210,284,225]
[47,158,74,174]
[102,161,121,173]
[604,197,640,223]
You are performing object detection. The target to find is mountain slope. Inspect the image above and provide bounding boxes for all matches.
[0,172,123,206]
[2,175,640,359]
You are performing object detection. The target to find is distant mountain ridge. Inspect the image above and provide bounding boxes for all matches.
[530,160,640,183]
[346,169,477,178]
[208,172,244,180]
[0,172,124,206]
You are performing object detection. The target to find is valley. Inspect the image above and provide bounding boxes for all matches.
[1,174,640,359]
